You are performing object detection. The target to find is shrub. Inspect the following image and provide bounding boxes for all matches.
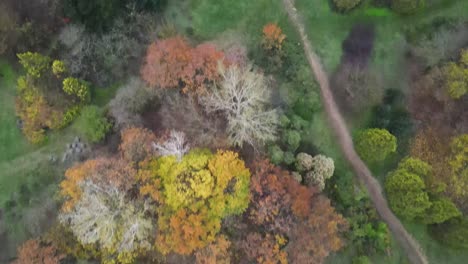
[63,77,91,102]
[74,106,112,143]
[444,49,468,99]
[431,217,468,249]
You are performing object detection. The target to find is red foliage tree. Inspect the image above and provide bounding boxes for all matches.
[141,37,225,94]
[13,239,65,264]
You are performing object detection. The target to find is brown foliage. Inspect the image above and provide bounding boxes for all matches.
[195,235,231,264]
[287,196,348,264]
[242,233,287,264]
[248,160,348,263]
[60,157,136,211]
[120,127,156,164]
[249,160,315,233]
[13,239,64,264]
[140,37,225,94]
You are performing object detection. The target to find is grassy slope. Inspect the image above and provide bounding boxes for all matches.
[190,0,468,263]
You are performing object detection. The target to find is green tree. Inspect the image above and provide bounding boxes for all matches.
[74,106,112,143]
[355,128,397,163]
[392,0,425,14]
[385,168,431,219]
[424,198,461,224]
[52,60,67,77]
[333,0,362,12]
[444,49,468,99]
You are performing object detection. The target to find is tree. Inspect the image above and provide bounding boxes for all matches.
[74,106,112,143]
[262,23,286,52]
[355,128,397,164]
[333,0,362,12]
[152,130,190,161]
[195,235,231,264]
[141,37,225,93]
[157,208,220,255]
[424,198,461,224]
[287,196,348,264]
[305,154,335,190]
[391,0,425,14]
[17,52,51,78]
[59,180,154,264]
[52,60,67,77]
[60,157,136,212]
[444,49,468,99]
[62,77,90,102]
[431,217,468,249]
[242,233,288,264]
[447,134,468,210]
[13,239,65,264]
[385,159,431,219]
[147,149,251,254]
[120,127,156,164]
[200,64,279,147]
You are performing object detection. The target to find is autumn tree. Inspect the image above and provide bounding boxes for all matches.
[144,149,251,254]
[59,180,154,263]
[262,23,286,52]
[13,239,64,264]
[120,127,156,164]
[141,37,225,93]
[355,128,397,164]
[242,233,288,264]
[200,64,279,147]
[195,235,231,264]
[248,160,348,263]
[16,52,91,143]
[444,49,468,99]
[60,157,136,212]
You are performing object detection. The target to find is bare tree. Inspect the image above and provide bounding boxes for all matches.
[152,130,190,161]
[59,180,153,254]
[200,64,279,147]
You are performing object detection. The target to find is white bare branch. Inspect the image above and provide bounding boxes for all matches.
[199,64,279,147]
[152,130,190,160]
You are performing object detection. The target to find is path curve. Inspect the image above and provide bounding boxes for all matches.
[281,1,428,264]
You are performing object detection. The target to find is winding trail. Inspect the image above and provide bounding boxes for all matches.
[281,1,428,264]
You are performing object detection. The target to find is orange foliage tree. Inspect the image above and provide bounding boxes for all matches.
[60,157,136,212]
[262,23,286,52]
[140,36,225,93]
[119,127,156,164]
[13,239,65,264]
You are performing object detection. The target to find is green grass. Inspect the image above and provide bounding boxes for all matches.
[91,83,121,107]
[0,61,33,163]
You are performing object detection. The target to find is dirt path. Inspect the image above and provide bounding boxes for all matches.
[281,1,428,264]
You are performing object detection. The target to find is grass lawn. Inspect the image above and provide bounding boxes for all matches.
[0,61,33,163]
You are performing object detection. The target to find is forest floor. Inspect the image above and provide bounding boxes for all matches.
[281,1,427,264]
